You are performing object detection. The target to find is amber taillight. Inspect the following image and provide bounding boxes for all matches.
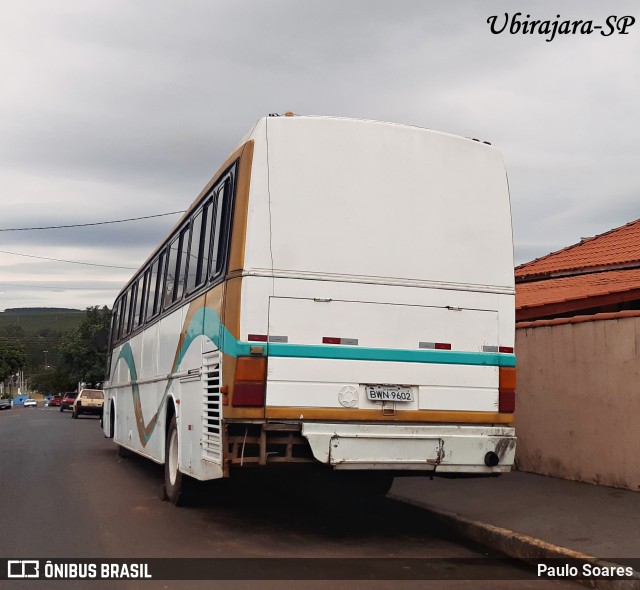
[232,357,267,407]
[498,367,516,413]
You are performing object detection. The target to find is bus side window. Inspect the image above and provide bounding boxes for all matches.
[118,293,128,341]
[163,227,190,309]
[123,286,135,337]
[145,258,159,321]
[186,207,206,293]
[163,236,179,309]
[140,270,150,325]
[147,250,166,320]
[174,226,190,303]
[154,250,166,316]
[200,199,214,282]
[210,181,227,279]
[110,300,120,345]
[132,273,147,331]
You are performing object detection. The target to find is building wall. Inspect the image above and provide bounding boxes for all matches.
[515,314,640,491]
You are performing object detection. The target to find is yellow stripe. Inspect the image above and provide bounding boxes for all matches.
[263,407,514,424]
[227,140,255,274]
[221,140,255,411]
[224,407,267,420]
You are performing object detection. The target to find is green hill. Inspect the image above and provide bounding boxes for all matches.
[2,307,81,314]
[0,308,86,372]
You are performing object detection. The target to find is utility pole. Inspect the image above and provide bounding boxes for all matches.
[43,350,49,369]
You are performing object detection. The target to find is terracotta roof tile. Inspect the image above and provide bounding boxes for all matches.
[516,268,640,310]
[516,310,640,330]
[516,218,640,280]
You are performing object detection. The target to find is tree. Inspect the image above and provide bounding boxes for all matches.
[57,306,111,387]
[30,368,76,396]
[0,341,26,384]
[0,324,25,338]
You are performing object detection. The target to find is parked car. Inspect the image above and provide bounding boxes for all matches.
[49,395,63,407]
[60,392,78,412]
[23,399,37,408]
[0,398,11,410]
[72,389,104,418]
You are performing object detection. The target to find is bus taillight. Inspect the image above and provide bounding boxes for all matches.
[232,357,267,407]
[498,367,516,413]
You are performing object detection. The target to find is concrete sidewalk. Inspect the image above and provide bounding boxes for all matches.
[390,471,640,588]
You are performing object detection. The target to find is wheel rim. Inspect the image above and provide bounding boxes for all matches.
[168,429,178,486]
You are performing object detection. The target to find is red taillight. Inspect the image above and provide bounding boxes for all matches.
[499,390,515,413]
[322,337,358,345]
[232,357,267,407]
[434,342,452,350]
[498,367,516,413]
[233,382,265,406]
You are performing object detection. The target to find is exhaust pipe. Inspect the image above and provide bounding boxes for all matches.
[484,451,500,467]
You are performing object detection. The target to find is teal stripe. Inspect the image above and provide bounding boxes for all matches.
[262,342,515,367]
[165,305,515,368]
[174,306,253,368]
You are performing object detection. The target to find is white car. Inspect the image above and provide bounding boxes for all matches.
[23,399,37,408]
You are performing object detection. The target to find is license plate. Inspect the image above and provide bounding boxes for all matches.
[365,385,414,402]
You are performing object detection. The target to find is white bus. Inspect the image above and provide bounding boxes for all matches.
[104,115,517,505]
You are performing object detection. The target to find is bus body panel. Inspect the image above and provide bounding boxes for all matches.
[258,117,513,290]
[266,358,499,412]
[108,303,224,480]
[263,291,504,416]
[267,294,500,350]
[140,318,160,380]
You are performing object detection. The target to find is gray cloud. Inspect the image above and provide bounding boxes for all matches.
[1,0,639,309]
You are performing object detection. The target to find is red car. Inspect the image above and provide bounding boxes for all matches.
[49,395,63,407]
[60,392,78,412]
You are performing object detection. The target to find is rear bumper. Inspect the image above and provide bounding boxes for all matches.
[76,405,103,414]
[301,422,516,473]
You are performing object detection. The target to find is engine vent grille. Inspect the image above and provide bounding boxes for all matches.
[202,352,222,464]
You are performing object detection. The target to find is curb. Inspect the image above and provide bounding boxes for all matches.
[389,493,640,590]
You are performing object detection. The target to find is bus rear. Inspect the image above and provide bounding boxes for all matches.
[226,116,516,476]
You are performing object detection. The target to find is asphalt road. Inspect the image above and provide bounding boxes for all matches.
[0,406,576,590]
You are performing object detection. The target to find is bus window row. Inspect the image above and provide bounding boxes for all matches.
[110,167,235,345]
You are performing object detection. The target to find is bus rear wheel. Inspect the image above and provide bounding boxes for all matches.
[163,416,193,506]
[305,470,394,504]
[109,403,115,438]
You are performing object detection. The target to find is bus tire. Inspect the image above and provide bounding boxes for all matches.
[106,402,115,438]
[164,416,191,506]
[359,473,394,497]
[306,470,394,505]
[116,444,130,458]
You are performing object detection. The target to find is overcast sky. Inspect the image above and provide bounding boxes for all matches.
[1,1,639,311]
